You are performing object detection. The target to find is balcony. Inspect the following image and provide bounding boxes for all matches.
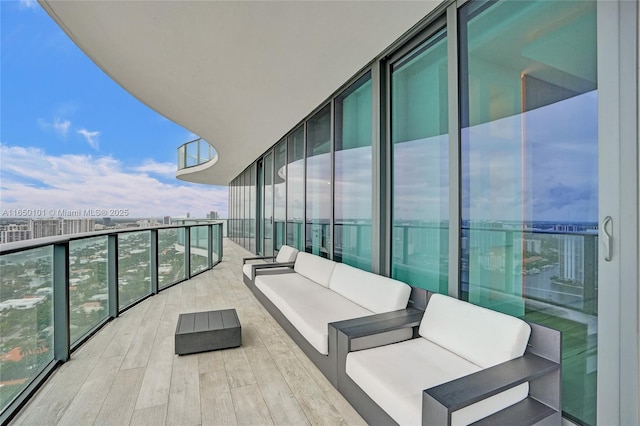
[1,235,364,425]
[175,138,220,185]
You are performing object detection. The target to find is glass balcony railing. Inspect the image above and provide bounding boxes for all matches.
[0,223,223,423]
[177,138,216,170]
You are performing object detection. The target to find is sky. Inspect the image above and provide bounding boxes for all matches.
[1,0,229,220]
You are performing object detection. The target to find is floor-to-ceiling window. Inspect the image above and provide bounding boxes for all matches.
[334,73,372,270]
[459,1,598,424]
[391,27,449,294]
[306,104,332,257]
[243,169,249,250]
[263,152,274,257]
[274,140,287,250]
[249,163,257,253]
[287,126,305,250]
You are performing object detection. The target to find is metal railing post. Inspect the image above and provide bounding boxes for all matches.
[150,229,159,295]
[53,243,70,362]
[184,226,191,279]
[208,225,214,269]
[107,234,119,318]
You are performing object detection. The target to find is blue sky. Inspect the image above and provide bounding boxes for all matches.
[1,0,228,219]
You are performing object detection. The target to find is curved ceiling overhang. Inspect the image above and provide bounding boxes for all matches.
[40,0,440,185]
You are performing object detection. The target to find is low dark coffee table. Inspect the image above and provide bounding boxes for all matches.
[175,308,241,355]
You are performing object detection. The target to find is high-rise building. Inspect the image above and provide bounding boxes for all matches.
[0,224,32,244]
[30,219,60,239]
[61,218,95,235]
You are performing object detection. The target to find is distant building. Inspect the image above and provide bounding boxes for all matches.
[0,297,46,311]
[61,218,95,235]
[0,223,32,243]
[30,219,60,239]
[163,216,171,225]
[208,211,219,219]
[102,217,112,226]
[558,235,584,282]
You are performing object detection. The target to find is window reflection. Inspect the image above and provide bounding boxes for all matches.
[286,127,305,250]
[334,74,372,270]
[459,1,597,424]
[274,141,287,250]
[306,105,332,257]
[391,28,449,294]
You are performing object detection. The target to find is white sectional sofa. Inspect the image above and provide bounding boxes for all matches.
[335,292,562,425]
[242,245,299,289]
[253,251,413,385]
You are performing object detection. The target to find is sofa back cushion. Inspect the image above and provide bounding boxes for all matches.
[294,252,336,287]
[419,294,531,368]
[329,263,411,313]
[275,245,299,263]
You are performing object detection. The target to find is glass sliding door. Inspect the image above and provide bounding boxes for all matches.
[286,126,305,250]
[306,104,332,257]
[391,27,449,293]
[274,140,287,250]
[334,73,372,270]
[263,152,274,257]
[257,159,264,255]
[459,1,598,424]
[249,163,257,253]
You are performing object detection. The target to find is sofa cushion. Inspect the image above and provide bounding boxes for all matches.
[329,263,411,313]
[419,294,531,368]
[346,337,528,425]
[293,252,336,288]
[275,245,299,263]
[242,262,254,278]
[255,273,373,354]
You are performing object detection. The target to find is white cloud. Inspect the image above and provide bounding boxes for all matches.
[38,117,72,138]
[0,144,228,218]
[19,0,37,10]
[130,160,176,178]
[77,128,100,150]
[53,118,71,137]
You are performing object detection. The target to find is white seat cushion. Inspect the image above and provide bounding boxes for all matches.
[293,252,336,288]
[329,263,411,313]
[275,245,299,263]
[347,337,528,425]
[419,294,531,368]
[242,263,253,278]
[256,273,373,354]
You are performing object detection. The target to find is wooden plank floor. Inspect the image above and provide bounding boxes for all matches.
[11,240,365,426]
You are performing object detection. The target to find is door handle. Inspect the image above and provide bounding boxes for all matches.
[602,216,613,262]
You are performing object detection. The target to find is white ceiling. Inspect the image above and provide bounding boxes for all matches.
[40,0,441,185]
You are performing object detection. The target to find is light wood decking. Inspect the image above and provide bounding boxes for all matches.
[11,240,365,426]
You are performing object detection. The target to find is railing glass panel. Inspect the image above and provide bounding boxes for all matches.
[69,237,109,344]
[158,228,186,289]
[117,231,152,308]
[190,226,208,275]
[0,246,54,412]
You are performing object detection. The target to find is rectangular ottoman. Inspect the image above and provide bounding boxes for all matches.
[175,308,242,355]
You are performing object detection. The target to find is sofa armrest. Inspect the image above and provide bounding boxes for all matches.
[243,255,276,264]
[422,353,560,425]
[332,307,423,346]
[252,261,295,273]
